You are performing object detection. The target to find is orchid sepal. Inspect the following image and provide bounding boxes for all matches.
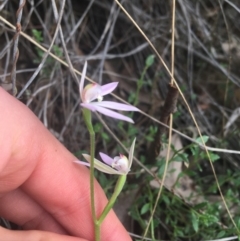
[81,103,136,123]
[79,61,87,101]
[82,154,121,175]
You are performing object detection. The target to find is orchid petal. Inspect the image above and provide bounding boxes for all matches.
[82,154,121,175]
[91,101,139,111]
[81,103,98,111]
[74,160,90,167]
[93,105,134,123]
[100,82,118,96]
[99,152,114,165]
[79,61,87,101]
[128,138,136,169]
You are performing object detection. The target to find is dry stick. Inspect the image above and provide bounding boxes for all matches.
[50,0,79,90]
[114,0,239,233]
[2,32,10,83]
[143,1,177,238]
[16,0,66,99]
[178,0,193,93]
[218,0,232,133]
[144,86,179,239]
[10,0,26,96]
[224,0,240,13]
[98,1,119,85]
[148,84,179,160]
[65,0,95,44]
[87,0,113,56]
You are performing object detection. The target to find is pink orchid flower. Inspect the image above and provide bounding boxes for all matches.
[79,62,139,123]
[75,138,136,175]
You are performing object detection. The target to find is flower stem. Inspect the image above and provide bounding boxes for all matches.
[82,109,99,240]
[90,129,96,221]
[97,175,126,225]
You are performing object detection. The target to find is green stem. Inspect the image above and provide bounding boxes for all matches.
[95,222,100,241]
[134,66,147,106]
[90,130,96,222]
[97,175,126,225]
[82,109,99,240]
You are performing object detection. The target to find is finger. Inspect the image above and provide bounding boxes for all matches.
[0,226,88,241]
[0,188,67,234]
[0,88,131,241]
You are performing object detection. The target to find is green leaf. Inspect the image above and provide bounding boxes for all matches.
[93,123,102,132]
[32,29,43,42]
[128,126,138,136]
[191,211,199,232]
[158,162,166,177]
[193,202,208,210]
[209,152,220,162]
[162,195,170,205]
[216,230,226,238]
[140,203,150,215]
[190,146,197,155]
[196,135,209,144]
[101,132,110,141]
[175,229,184,237]
[53,45,63,57]
[145,55,155,67]
[200,213,218,226]
[195,135,209,144]
[145,135,154,142]
[173,153,188,162]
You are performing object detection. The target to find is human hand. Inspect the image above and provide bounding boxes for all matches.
[0,87,131,241]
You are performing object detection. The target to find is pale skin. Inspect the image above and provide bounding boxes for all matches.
[0,87,132,241]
